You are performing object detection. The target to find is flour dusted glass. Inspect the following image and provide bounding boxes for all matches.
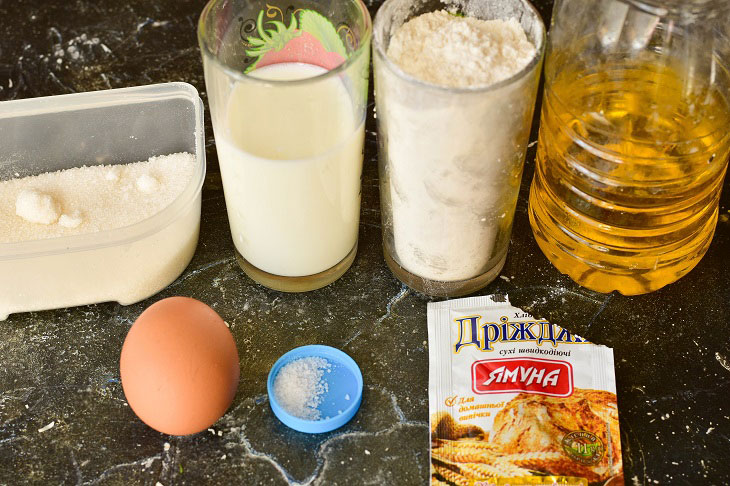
[373,0,545,296]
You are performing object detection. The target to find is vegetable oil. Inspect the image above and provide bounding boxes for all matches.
[529,60,730,294]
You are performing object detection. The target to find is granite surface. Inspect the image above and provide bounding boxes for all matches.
[1,0,730,484]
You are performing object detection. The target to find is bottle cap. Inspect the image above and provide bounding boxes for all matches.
[267,345,363,433]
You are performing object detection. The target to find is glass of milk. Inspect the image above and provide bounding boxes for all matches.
[199,0,371,291]
[372,0,545,297]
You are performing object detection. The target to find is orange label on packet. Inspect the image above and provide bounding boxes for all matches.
[428,295,624,486]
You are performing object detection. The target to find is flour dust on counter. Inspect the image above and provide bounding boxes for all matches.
[0,152,195,243]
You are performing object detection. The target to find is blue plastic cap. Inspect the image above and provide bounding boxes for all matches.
[267,345,363,434]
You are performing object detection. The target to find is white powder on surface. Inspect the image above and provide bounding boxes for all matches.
[0,153,195,244]
[386,11,536,88]
[58,211,83,229]
[136,173,161,194]
[37,421,55,433]
[105,167,120,181]
[15,189,61,225]
[378,10,540,283]
[273,357,332,421]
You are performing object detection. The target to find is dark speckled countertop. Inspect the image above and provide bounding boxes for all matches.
[1,0,730,484]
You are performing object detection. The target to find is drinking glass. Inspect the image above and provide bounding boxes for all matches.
[373,0,545,296]
[199,0,371,291]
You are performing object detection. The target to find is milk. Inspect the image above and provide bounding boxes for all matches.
[216,63,364,277]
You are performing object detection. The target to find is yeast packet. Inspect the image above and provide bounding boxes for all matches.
[428,295,623,486]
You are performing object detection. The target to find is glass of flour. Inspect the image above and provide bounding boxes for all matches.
[199,0,371,291]
[373,0,545,296]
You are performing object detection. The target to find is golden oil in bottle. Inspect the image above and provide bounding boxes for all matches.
[529,60,730,295]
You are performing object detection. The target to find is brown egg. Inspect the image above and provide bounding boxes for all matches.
[120,297,239,435]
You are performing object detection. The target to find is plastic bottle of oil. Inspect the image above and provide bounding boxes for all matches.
[529,0,730,295]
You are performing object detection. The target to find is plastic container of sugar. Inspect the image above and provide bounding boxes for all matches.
[267,345,363,433]
[0,83,205,320]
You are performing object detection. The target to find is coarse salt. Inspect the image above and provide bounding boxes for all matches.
[273,357,332,420]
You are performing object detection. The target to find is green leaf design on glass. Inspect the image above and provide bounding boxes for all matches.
[244,10,301,68]
[243,8,348,73]
[297,10,347,58]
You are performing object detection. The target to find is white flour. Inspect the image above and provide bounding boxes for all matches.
[387,11,535,88]
[379,10,537,282]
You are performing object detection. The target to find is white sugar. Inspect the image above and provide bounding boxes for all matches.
[273,357,332,421]
[58,211,82,228]
[0,153,195,243]
[15,188,61,224]
[135,173,161,194]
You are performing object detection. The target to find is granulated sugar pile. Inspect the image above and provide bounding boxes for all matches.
[386,10,536,88]
[0,152,195,243]
[273,357,332,420]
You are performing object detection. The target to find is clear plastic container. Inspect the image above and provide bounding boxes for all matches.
[0,83,205,320]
